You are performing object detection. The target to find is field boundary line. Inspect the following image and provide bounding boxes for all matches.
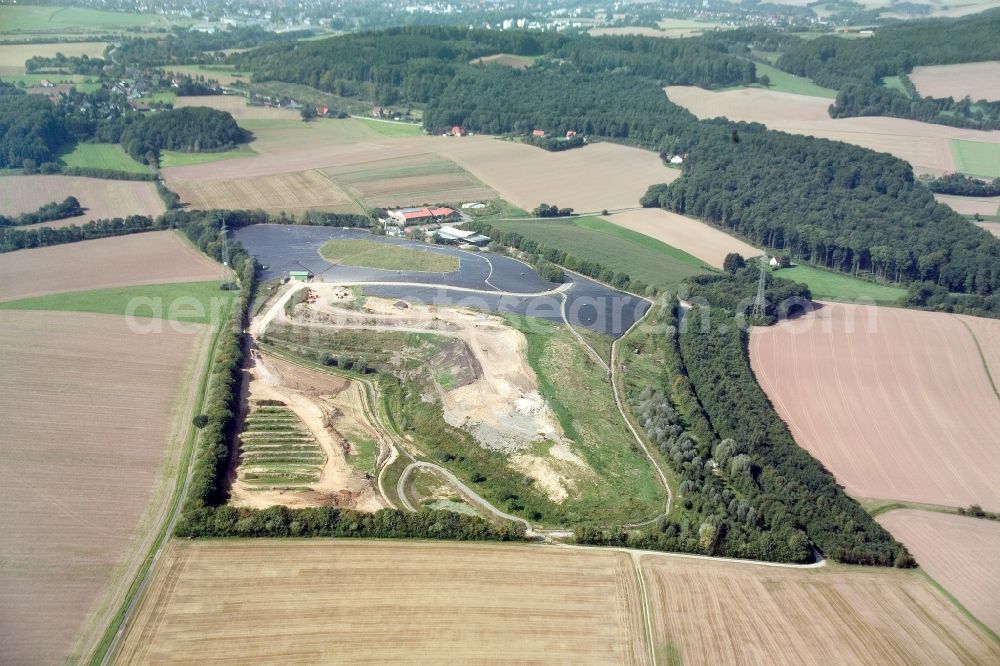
[631,552,658,666]
[96,297,235,665]
[920,569,1000,647]
[955,316,1000,404]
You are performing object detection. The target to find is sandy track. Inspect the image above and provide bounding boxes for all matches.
[641,554,999,665]
[0,311,208,665]
[164,134,673,213]
[910,61,1000,102]
[0,175,164,227]
[934,193,1000,216]
[666,85,1000,176]
[750,302,1000,510]
[878,509,1000,635]
[0,231,225,302]
[114,540,650,665]
[606,208,758,268]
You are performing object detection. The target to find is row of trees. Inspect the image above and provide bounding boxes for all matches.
[0,215,158,253]
[925,173,1000,197]
[829,83,1000,130]
[0,196,83,228]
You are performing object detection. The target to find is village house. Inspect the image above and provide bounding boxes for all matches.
[388,206,460,226]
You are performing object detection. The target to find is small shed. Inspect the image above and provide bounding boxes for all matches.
[669,155,684,165]
[289,270,312,281]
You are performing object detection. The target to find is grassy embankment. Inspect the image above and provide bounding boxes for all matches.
[0,281,236,323]
[58,143,151,174]
[320,238,459,273]
[486,215,711,290]
[775,264,907,304]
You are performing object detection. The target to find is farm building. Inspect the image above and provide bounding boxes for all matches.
[532,129,547,138]
[669,155,684,165]
[388,207,460,226]
[451,126,466,136]
[435,226,490,246]
[289,270,312,281]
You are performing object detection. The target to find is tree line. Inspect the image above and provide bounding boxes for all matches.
[0,196,83,228]
[925,173,1000,197]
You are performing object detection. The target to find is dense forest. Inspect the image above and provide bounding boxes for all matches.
[0,93,70,168]
[119,107,248,161]
[829,82,1000,130]
[113,27,313,67]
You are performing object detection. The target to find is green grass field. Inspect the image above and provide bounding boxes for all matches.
[487,216,711,289]
[320,239,460,273]
[0,5,171,34]
[58,142,150,174]
[881,75,910,96]
[753,62,838,98]
[144,90,176,105]
[950,139,1000,178]
[0,281,236,323]
[159,146,256,168]
[775,264,906,304]
[356,117,423,137]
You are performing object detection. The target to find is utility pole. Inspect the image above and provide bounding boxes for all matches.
[752,248,768,321]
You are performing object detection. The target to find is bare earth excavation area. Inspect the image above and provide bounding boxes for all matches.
[750,302,1000,510]
[0,311,208,665]
[113,540,1000,665]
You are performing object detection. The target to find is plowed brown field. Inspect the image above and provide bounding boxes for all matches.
[877,509,1000,635]
[958,314,1000,390]
[750,302,1000,510]
[172,168,362,213]
[641,555,1000,665]
[0,175,164,226]
[665,86,1000,176]
[910,61,1000,102]
[114,541,649,664]
[0,231,224,302]
[934,193,1000,216]
[606,208,757,268]
[0,311,209,664]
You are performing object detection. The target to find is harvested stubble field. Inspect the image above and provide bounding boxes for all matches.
[173,94,299,121]
[958,313,1000,387]
[172,169,362,214]
[164,133,672,214]
[0,310,209,665]
[877,509,1000,635]
[750,302,1000,510]
[665,85,1000,176]
[934,193,1000,216]
[640,555,1000,665]
[0,41,106,75]
[469,53,538,68]
[114,540,649,664]
[605,208,757,268]
[0,175,164,227]
[321,152,495,208]
[0,231,223,302]
[910,61,1000,102]
[979,221,1000,237]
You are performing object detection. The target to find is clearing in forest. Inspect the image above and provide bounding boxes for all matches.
[0,231,225,302]
[320,238,460,273]
[910,61,1000,102]
[773,264,906,304]
[113,541,648,664]
[0,175,164,227]
[641,555,1000,665]
[0,310,210,665]
[750,302,1000,510]
[877,509,1000,635]
[57,143,150,174]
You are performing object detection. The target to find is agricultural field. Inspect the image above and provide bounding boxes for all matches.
[934,193,1000,217]
[641,555,1000,664]
[171,169,362,214]
[0,41,106,75]
[590,19,723,38]
[774,263,907,304]
[750,302,1000,510]
[0,281,236,324]
[665,85,1000,176]
[604,208,758,269]
[58,143,151,174]
[0,309,211,665]
[752,61,838,98]
[173,94,300,121]
[161,64,250,86]
[158,146,256,168]
[487,216,710,290]
[979,221,1000,237]
[0,175,164,227]
[163,134,674,215]
[877,509,1000,635]
[0,5,170,36]
[958,313,1000,386]
[321,153,495,208]
[320,239,460,273]
[950,139,1000,178]
[114,541,649,664]
[469,53,539,68]
[0,231,224,302]
[910,61,1000,102]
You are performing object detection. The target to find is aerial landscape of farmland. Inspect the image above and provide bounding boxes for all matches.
[2,2,1000,664]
